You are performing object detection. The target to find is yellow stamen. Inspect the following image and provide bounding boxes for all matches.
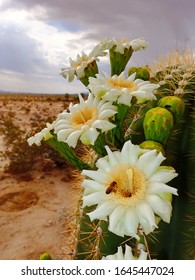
[126,168,134,194]
[108,77,138,91]
[107,165,147,205]
[121,37,127,44]
[71,107,98,129]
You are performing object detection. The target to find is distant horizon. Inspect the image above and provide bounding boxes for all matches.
[0,90,89,95]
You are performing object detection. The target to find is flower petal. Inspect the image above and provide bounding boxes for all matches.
[142,152,165,178]
[124,245,134,260]
[96,157,111,173]
[150,168,178,183]
[83,192,106,208]
[82,179,105,195]
[93,120,116,132]
[121,140,142,166]
[105,146,120,167]
[66,130,82,148]
[82,170,107,184]
[88,200,116,221]
[148,181,178,196]
[136,201,157,234]
[81,127,99,145]
[109,205,127,237]
[123,207,139,239]
[146,194,172,223]
[57,128,74,142]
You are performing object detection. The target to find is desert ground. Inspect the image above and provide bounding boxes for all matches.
[0,93,81,260]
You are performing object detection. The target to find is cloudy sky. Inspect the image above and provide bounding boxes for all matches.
[0,0,195,94]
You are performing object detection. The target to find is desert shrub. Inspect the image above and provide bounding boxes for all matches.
[0,115,67,174]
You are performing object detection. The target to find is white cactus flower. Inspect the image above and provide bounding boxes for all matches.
[82,140,178,238]
[102,244,147,260]
[54,94,117,148]
[27,122,55,146]
[61,44,106,82]
[88,71,159,106]
[100,37,148,54]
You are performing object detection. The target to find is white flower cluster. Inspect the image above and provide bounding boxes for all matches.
[27,38,178,247]
[29,38,159,148]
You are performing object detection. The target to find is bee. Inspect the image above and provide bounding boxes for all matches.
[105,181,117,194]
[30,130,36,136]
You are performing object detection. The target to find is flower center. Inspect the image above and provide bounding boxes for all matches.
[71,106,97,129]
[106,165,147,204]
[121,37,127,44]
[108,77,138,91]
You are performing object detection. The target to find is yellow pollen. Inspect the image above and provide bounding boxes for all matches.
[108,77,138,91]
[107,165,147,204]
[121,37,127,44]
[71,107,98,129]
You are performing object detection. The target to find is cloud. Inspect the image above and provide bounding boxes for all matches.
[0,0,195,93]
[0,5,98,93]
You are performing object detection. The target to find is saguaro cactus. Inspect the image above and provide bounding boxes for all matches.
[27,40,194,260]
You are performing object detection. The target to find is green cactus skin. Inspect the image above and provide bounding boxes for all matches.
[146,93,194,260]
[157,96,185,124]
[110,46,133,76]
[74,206,126,260]
[143,107,174,146]
[47,135,93,170]
[144,64,195,259]
[124,100,158,145]
[128,66,150,81]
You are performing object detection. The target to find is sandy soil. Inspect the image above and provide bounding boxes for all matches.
[0,94,80,260]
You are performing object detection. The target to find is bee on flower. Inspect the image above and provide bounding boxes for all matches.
[82,140,178,238]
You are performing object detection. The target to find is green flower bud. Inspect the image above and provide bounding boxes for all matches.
[128,66,138,76]
[143,107,174,146]
[128,66,150,81]
[39,252,52,260]
[157,96,185,124]
[139,140,165,155]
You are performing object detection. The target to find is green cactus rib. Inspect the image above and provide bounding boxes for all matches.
[168,93,195,260]
[75,206,126,260]
[124,100,157,145]
[47,135,92,170]
[109,104,129,148]
[147,92,195,260]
